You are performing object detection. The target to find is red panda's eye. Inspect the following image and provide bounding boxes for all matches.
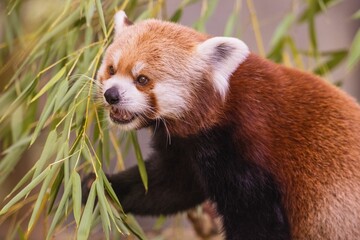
[136,75,149,86]
[109,65,115,75]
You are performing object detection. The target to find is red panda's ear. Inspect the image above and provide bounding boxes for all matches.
[197,37,249,100]
[114,11,133,38]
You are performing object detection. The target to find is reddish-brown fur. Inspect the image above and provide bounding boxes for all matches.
[222,54,360,238]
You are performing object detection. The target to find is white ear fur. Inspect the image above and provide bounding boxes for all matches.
[114,11,132,37]
[197,37,249,100]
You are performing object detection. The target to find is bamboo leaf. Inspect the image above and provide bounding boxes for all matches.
[224,0,240,37]
[2,135,31,155]
[193,0,219,32]
[353,9,360,19]
[5,167,35,200]
[122,214,148,240]
[130,131,148,192]
[0,77,37,123]
[7,0,21,15]
[47,165,64,214]
[77,179,97,240]
[170,9,183,22]
[0,168,50,215]
[31,67,66,103]
[85,1,96,26]
[11,104,23,141]
[347,29,360,70]
[72,171,82,226]
[100,171,123,211]
[96,180,111,238]
[95,0,107,36]
[224,12,237,37]
[46,173,73,240]
[33,130,58,179]
[298,0,342,23]
[0,145,27,185]
[270,13,295,48]
[30,97,56,145]
[54,80,69,111]
[314,50,347,75]
[28,164,60,232]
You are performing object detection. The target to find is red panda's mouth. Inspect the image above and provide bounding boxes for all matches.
[109,108,136,124]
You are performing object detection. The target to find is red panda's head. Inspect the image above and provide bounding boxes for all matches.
[97,11,249,135]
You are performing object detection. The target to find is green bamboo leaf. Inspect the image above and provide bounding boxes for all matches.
[314,50,347,75]
[99,207,110,240]
[224,12,237,37]
[54,80,69,112]
[77,179,97,240]
[193,0,219,32]
[85,0,96,26]
[0,77,37,123]
[6,0,21,14]
[47,164,64,214]
[153,215,166,231]
[307,2,318,56]
[130,131,148,192]
[170,9,183,22]
[100,171,123,211]
[298,0,342,23]
[96,180,111,237]
[10,104,23,141]
[0,86,16,115]
[30,97,56,145]
[95,0,107,36]
[5,167,35,200]
[267,37,285,63]
[30,67,66,103]
[2,135,31,155]
[353,9,360,19]
[122,214,147,240]
[110,204,129,235]
[285,36,304,69]
[28,164,60,231]
[347,29,360,70]
[36,8,81,51]
[114,216,130,236]
[0,168,50,215]
[46,173,73,240]
[136,9,150,21]
[270,13,295,48]
[0,145,27,185]
[57,78,84,113]
[72,171,82,226]
[33,130,58,179]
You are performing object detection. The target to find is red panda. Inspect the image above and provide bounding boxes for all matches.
[85,10,360,239]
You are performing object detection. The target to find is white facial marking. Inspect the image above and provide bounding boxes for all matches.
[197,37,250,100]
[103,76,148,113]
[111,50,122,66]
[153,80,189,119]
[131,61,146,77]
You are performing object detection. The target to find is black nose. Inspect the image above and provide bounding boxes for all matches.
[104,87,120,105]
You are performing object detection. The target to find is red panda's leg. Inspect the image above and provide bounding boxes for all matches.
[106,152,206,215]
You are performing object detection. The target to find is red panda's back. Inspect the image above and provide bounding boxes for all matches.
[228,54,360,239]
